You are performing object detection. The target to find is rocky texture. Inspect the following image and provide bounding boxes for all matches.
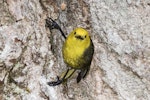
[0,0,150,100]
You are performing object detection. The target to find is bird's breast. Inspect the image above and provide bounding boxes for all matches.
[62,42,85,68]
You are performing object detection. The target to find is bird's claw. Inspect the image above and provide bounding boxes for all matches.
[45,18,61,30]
[47,76,63,86]
[45,17,67,39]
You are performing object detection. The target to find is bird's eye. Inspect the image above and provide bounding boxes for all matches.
[85,35,86,38]
[74,32,76,35]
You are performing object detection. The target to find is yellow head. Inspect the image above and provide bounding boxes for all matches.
[66,27,90,48]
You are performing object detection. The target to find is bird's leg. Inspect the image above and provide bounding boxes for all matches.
[60,68,76,80]
[47,69,69,86]
[47,68,76,86]
[46,18,66,39]
[47,76,62,86]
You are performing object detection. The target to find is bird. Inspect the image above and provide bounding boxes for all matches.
[46,18,94,86]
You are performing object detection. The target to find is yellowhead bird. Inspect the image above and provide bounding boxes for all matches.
[46,18,94,86]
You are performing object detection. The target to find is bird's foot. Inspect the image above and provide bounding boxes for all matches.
[47,76,63,86]
[45,18,61,30]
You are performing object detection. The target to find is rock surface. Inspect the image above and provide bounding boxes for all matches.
[0,0,150,100]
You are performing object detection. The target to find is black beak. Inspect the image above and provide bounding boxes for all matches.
[75,35,84,40]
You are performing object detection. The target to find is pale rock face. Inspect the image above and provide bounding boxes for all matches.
[0,0,150,100]
[89,0,150,99]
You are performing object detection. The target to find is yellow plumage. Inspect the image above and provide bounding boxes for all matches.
[46,18,94,86]
[61,27,94,83]
[63,28,91,68]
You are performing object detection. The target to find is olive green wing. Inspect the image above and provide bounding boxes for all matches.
[77,39,94,83]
